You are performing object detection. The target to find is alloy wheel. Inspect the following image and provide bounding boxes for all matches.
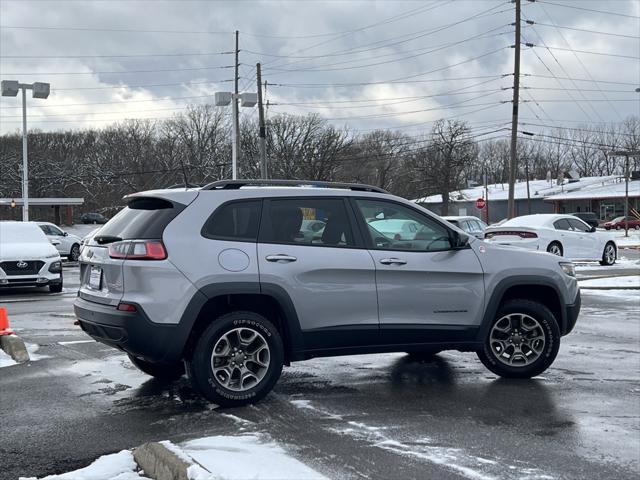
[489,313,546,367]
[210,327,270,392]
[548,244,562,256]
[604,244,616,265]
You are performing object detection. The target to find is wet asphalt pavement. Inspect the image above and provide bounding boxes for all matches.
[1,258,639,480]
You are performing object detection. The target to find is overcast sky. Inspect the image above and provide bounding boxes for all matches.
[1,0,638,138]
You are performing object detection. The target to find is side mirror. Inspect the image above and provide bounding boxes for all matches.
[589,226,596,233]
[63,231,69,237]
[452,231,470,249]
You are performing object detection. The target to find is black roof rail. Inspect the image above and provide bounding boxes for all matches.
[201,179,390,194]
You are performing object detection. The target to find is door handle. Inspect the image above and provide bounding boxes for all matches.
[380,258,407,265]
[265,254,297,263]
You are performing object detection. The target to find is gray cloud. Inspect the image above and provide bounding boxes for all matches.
[1,0,638,134]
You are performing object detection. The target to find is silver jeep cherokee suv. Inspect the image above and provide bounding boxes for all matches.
[74,180,581,407]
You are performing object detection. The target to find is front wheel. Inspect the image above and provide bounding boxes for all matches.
[477,299,560,379]
[49,282,63,293]
[599,242,617,266]
[188,311,284,407]
[128,354,185,380]
[69,244,80,262]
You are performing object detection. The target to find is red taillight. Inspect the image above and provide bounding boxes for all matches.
[108,240,167,260]
[117,302,137,312]
[487,230,538,239]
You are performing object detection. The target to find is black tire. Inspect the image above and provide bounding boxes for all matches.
[49,282,63,293]
[599,242,617,266]
[477,299,560,379]
[546,241,563,257]
[187,311,284,407]
[128,354,185,380]
[69,244,80,262]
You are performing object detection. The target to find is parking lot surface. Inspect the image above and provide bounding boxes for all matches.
[1,259,639,480]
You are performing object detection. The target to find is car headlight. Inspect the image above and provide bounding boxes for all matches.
[45,253,60,258]
[559,262,575,277]
[48,261,62,273]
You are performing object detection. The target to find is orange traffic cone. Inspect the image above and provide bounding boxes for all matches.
[0,307,14,335]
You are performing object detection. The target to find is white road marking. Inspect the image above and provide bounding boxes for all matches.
[58,340,96,345]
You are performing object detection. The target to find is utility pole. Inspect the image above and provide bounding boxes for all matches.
[607,150,640,237]
[232,30,240,180]
[507,0,521,219]
[524,157,531,214]
[256,63,267,179]
[484,167,490,224]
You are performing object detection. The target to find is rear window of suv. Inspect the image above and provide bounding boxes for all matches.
[202,200,262,242]
[95,197,185,241]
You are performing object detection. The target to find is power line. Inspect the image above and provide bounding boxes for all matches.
[0,65,235,76]
[0,51,234,59]
[535,0,640,20]
[519,122,637,137]
[263,27,512,74]
[530,22,640,39]
[536,46,639,60]
[50,78,234,91]
[533,3,626,121]
[521,30,600,122]
[270,74,508,88]
[522,74,638,86]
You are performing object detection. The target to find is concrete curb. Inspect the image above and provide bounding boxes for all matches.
[133,442,193,480]
[0,334,30,363]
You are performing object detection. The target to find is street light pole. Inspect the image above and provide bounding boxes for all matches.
[2,80,50,222]
[21,86,29,221]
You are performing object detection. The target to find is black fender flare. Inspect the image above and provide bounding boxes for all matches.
[177,282,305,360]
[476,276,568,342]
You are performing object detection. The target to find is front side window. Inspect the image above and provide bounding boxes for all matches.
[355,199,453,251]
[49,225,64,236]
[202,200,261,241]
[262,198,354,247]
[568,218,590,232]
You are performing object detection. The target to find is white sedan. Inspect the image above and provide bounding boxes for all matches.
[37,222,82,261]
[484,214,618,266]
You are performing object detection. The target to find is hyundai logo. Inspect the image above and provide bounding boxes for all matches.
[16,260,28,269]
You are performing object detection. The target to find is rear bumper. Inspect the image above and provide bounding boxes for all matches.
[73,297,189,363]
[563,290,581,336]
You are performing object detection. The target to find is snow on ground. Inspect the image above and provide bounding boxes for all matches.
[0,347,17,367]
[575,256,639,271]
[163,434,329,480]
[20,450,147,480]
[614,231,640,248]
[579,275,640,289]
[0,343,47,368]
[64,354,149,397]
[580,288,640,303]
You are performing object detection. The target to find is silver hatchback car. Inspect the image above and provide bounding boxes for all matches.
[74,180,580,407]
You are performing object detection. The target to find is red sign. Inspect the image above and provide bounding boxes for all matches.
[476,198,486,210]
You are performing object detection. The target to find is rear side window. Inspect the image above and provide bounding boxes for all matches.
[568,218,590,232]
[261,198,355,247]
[202,200,261,242]
[553,219,572,231]
[96,197,184,240]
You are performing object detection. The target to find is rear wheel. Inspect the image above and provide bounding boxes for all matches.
[477,299,560,379]
[546,241,563,257]
[188,311,284,407]
[128,354,185,380]
[599,242,617,266]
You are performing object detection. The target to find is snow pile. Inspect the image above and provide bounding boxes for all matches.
[0,348,17,367]
[20,450,147,480]
[579,275,640,289]
[174,434,329,480]
[0,343,47,368]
